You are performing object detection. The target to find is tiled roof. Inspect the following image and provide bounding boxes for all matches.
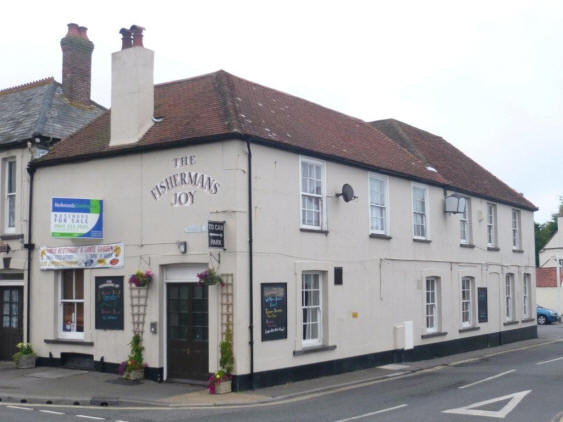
[370,119,536,210]
[37,70,532,211]
[0,78,105,146]
[536,267,562,288]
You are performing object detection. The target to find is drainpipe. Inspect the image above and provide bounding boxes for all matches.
[246,140,254,389]
[25,164,36,343]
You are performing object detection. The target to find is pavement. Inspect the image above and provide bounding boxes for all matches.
[1,324,561,409]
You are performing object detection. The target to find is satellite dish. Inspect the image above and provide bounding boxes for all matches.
[336,184,357,202]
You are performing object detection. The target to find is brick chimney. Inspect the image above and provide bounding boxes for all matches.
[60,23,94,106]
[110,25,154,146]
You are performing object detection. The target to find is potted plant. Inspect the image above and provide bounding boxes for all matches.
[197,268,224,286]
[13,342,36,369]
[208,324,234,394]
[129,270,153,287]
[119,334,147,381]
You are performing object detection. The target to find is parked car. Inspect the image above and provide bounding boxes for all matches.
[537,305,561,325]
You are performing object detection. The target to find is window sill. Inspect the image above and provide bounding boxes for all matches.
[369,233,392,240]
[421,331,447,339]
[459,243,475,249]
[413,238,432,243]
[44,339,93,346]
[293,344,337,356]
[300,228,329,235]
[0,233,24,240]
[503,321,519,326]
[487,246,500,252]
[512,249,524,254]
[459,326,480,333]
[520,318,535,323]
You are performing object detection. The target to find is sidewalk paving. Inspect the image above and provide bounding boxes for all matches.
[0,326,561,408]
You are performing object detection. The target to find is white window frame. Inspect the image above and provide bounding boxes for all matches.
[58,269,85,340]
[461,277,473,327]
[412,184,430,240]
[299,157,326,230]
[505,273,514,321]
[4,159,16,233]
[368,173,389,235]
[425,277,439,333]
[459,197,471,244]
[487,203,497,247]
[523,273,531,319]
[512,209,521,250]
[302,271,323,346]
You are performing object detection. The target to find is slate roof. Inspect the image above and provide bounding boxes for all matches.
[0,78,105,146]
[536,267,562,288]
[370,119,536,210]
[36,70,533,210]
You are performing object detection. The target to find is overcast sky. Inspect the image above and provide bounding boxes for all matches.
[2,1,561,222]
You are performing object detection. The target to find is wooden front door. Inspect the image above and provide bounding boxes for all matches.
[167,283,208,380]
[0,286,23,360]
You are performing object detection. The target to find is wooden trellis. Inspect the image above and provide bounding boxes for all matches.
[220,274,233,339]
[130,286,149,337]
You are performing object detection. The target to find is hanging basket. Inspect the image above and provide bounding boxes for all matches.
[197,269,224,286]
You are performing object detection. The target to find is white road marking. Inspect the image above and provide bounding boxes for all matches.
[40,409,65,415]
[6,405,33,411]
[76,416,105,420]
[443,390,531,419]
[333,404,408,422]
[458,369,515,389]
[536,356,563,365]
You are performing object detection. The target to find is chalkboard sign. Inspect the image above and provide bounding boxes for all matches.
[478,287,488,323]
[261,283,287,341]
[95,276,124,330]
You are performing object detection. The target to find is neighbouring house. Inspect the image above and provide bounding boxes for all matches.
[538,206,563,268]
[0,24,104,360]
[28,26,537,390]
[536,267,563,312]
[537,206,563,314]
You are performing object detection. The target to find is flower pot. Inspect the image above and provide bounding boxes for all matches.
[16,354,36,369]
[214,379,232,394]
[124,369,144,381]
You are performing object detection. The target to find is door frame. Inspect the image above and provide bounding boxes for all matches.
[162,264,208,381]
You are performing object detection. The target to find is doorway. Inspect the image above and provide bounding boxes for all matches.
[0,286,23,360]
[166,283,209,381]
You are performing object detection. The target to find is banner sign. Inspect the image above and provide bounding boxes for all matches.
[40,243,124,270]
[95,276,124,330]
[51,198,103,239]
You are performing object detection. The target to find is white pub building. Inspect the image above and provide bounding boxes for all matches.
[27,27,537,390]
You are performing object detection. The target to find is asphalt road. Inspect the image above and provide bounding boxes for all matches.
[2,325,562,422]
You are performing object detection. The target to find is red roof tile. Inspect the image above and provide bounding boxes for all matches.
[371,119,536,210]
[536,267,562,288]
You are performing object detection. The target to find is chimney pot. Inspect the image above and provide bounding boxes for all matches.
[130,25,145,47]
[119,28,132,49]
[78,26,90,41]
[66,23,80,37]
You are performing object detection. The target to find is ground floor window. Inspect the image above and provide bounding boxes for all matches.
[302,272,322,346]
[461,277,473,327]
[505,273,514,321]
[425,277,439,333]
[523,273,531,319]
[59,269,84,338]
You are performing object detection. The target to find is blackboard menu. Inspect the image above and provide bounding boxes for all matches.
[478,287,488,323]
[95,276,124,330]
[261,283,287,341]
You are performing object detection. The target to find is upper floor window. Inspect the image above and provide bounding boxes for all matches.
[461,277,474,327]
[486,203,497,247]
[512,209,521,250]
[505,273,515,321]
[4,159,16,233]
[425,277,439,333]
[369,174,388,234]
[412,185,429,239]
[460,197,471,244]
[300,158,325,230]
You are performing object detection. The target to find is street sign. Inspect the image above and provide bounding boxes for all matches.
[208,221,225,248]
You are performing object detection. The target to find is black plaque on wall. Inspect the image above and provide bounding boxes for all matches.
[95,276,124,330]
[478,287,488,323]
[261,283,287,341]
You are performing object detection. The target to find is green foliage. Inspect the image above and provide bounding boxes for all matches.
[12,342,35,362]
[219,324,234,374]
[124,334,146,376]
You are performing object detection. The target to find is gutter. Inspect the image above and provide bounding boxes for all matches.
[246,140,254,389]
[24,164,36,343]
